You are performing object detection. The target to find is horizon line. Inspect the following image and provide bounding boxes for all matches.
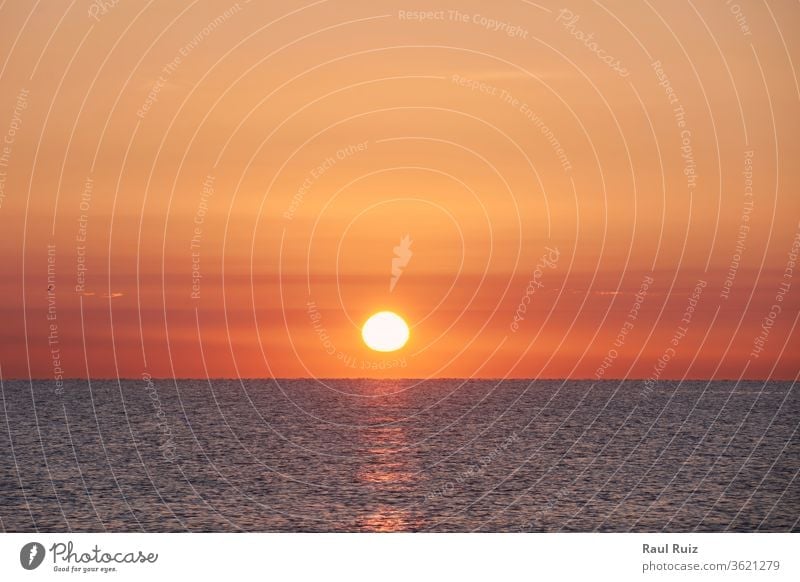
[3,376,795,383]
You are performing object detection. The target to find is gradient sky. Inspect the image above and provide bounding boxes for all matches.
[0,0,798,380]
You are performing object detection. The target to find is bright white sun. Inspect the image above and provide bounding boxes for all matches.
[361,311,409,352]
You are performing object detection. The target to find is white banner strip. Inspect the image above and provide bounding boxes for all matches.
[1,533,797,581]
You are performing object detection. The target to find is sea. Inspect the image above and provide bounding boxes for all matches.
[1,379,797,532]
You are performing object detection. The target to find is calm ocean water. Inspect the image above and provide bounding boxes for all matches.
[1,379,797,532]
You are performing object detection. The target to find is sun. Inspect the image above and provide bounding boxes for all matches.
[361,311,409,352]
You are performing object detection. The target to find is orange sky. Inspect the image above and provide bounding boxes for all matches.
[0,0,798,380]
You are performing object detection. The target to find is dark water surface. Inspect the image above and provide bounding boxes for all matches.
[1,379,797,532]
